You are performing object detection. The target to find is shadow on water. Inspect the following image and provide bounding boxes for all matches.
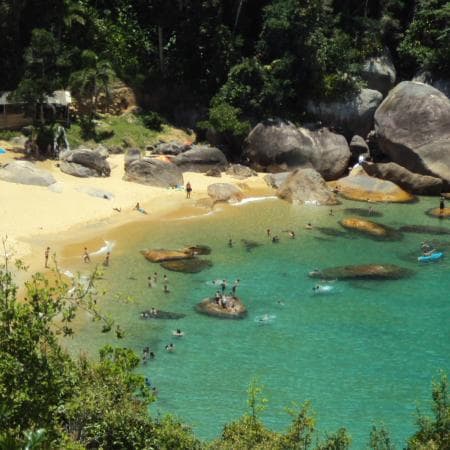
[241,239,262,252]
[343,208,383,218]
[398,224,450,235]
[315,227,355,239]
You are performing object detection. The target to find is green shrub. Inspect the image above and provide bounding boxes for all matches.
[141,111,165,131]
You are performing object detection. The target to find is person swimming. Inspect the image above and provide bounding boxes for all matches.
[172,329,184,337]
[312,284,335,294]
[165,343,175,352]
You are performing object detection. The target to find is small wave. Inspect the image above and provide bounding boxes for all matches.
[90,240,116,257]
[172,210,216,221]
[234,196,278,206]
[312,284,336,294]
[255,314,276,324]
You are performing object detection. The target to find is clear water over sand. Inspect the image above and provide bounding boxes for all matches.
[65,197,450,447]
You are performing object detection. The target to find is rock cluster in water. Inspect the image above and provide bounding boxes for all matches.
[309,264,414,280]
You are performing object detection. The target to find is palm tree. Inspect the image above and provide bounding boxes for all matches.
[70,50,115,125]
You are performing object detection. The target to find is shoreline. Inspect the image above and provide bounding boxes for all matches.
[0,150,273,279]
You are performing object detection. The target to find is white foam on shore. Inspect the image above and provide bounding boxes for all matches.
[172,210,217,221]
[233,196,278,206]
[90,240,116,257]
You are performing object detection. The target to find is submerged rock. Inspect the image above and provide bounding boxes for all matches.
[398,225,450,235]
[309,264,414,280]
[241,239,262,252]
[161,259,213,273]
[315,227,354,239]
[195,297,247,319]
[140,309,186,320]
[343,208,383,218]
[141,249,193,262]
[340,217,402,240]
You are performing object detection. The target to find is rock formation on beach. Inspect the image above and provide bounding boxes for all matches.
[277,168,339,205]
[244,119,350,180]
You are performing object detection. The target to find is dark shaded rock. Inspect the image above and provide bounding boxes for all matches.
[161,259,213,273]
[141,249,193,262]
[152,141,191,156]
[207,183,243,203]
[241,239,262,252]
[60,147,110,177]
[343,207,383,218]
[140,309,186,320]
[243,119,350,180]
[205,167,222,177]
[226,164,257,179]
[361,54,396,96]
[173,145,228,172]
[124,157,184,187]
[0,161,56,186]
[263,172,290,189]
[309,264,414,280]
[340,217,402,240]
[362,161,443,195]
[349,135,369,159]
[124,148,141,168]
[277,168,339,205]
[413,71,450,98]
[374,81,450,184]
[329,174,415,202]
[195,297,247,319]
[398,225,450,235]
[183,245,211,255]
[307,89,383,138]
[59,161,98,178]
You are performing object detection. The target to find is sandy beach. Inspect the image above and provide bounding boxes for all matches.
[0,146,272,271]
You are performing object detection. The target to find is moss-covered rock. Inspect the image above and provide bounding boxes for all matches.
[308,264,414,280]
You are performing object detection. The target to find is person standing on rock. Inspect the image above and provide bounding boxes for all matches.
[186,182,192,199]
[439,195,445,215]
[44,246,50,268]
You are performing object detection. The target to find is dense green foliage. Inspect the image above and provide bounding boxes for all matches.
[1,0,449,139]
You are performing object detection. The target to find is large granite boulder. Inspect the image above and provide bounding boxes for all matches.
[207,183,243,203]
[277,168,339,205]
[374,81,450,184]
[307,89,383,138]
[60,147,110,177]
[413,71,450,98]
[151,141,191,156]
[349,135,370,159]
[308,264,414,280]
[362,161,443,195]
[226,164,257,179]
[124,157,183,187]
[329,174,414,202]
[243,119,350,180]
[264,172,291,189]
[173,145,228,172]
[361,54,396,96]
[124,148,142,168]
[0,161,56,186]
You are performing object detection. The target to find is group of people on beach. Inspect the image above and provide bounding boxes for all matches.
[212,278,240,310]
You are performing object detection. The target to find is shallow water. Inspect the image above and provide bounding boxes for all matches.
[64,197,450,447]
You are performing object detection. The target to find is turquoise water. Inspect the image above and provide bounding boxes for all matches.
[65,197,450,448]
